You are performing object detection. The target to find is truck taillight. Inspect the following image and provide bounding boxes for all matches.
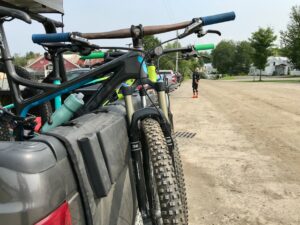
[35,202,72,225]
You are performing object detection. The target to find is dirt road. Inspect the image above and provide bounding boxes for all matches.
[171,79,300,225]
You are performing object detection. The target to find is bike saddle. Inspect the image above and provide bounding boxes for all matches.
[0,6,31,24]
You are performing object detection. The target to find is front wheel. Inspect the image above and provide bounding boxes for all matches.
[141,118,187,225]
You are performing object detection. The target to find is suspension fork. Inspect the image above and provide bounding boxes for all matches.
[122,85,135,123]
[122,86,150,219]
[156,82,170,123]
[139,87,147,108]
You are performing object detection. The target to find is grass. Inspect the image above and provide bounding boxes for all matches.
[220,75,236,80]
[242,79,300,83]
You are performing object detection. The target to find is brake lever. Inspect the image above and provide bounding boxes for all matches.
[182,50,199,59]
[67,33,97,55]
[197,29,221,38]
[206,29,222,36]
[70,33,91,45]
[178,18,202,39]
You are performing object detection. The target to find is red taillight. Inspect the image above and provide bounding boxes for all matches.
[35,202,72,225]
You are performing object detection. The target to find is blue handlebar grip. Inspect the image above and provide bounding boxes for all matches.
[32,32,71,44]
[201,12,236,26]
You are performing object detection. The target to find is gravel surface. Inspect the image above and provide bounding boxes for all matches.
[171,79,300,225]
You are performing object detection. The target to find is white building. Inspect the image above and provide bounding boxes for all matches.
[203,63,217,74]
[249,56,292,76]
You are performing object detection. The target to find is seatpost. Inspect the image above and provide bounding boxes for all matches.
[42,20,67,82]
[48,52,62,109]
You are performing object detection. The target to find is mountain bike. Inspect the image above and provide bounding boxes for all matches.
[0,5,235,224]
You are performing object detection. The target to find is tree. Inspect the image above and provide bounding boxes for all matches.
[199,51,212,64]
[281,5,300,69]
[143,35,160,52]
[233,41,254,74]
[249,27,277,81]
[158,41,177,71]
[14,51,41,67]
[142,37,205,78]
[212,40,236,74]
[14,54,27,67]
[157,41,202,78]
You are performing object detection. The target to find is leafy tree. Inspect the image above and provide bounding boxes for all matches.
[280,5,300,69]
[233,41,254,74]
[212,40,236,74]
[14,51,41,67]
[25,51,36,60]
[157,41,177,70]
[249,27,277,81]
[157,41,202,78]
[14,54,27,67]
[143,35,160,52]
[271,47,287,57]
[199,51,212,64]
[180,58,203,78]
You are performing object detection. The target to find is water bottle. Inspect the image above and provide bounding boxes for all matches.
[41,93,84,132]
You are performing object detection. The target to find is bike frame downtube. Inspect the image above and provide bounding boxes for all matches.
[77,54,148,116]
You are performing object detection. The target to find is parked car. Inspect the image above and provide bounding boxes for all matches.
[157,70,177,84]
[157,70,179,92]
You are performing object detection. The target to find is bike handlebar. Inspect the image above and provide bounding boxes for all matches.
[32,32,71,43]
[81,21,191,39]
[32,11,235,44]
[194,43,214,51]
[201,12,236,26]
[80,43,215,60]
[80,51,105,59]
[32,21,190,43]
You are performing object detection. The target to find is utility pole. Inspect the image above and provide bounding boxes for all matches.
[175,30,179,72]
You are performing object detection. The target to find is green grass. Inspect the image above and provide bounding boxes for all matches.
[242,79,300,83]
[220,75,236,80]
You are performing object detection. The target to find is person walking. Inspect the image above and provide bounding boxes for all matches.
[192,67,200,98]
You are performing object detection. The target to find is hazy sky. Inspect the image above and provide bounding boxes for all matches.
[5,0,299,55]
